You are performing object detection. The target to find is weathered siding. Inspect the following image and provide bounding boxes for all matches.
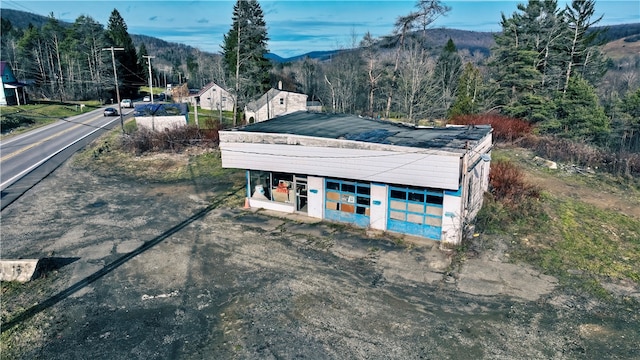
[136,116,187,131]
[441,188,463,244]
[197,83,233,112]
[245,92,308,122]
[370,183,388,231]
[307,176,324,219]
[220,142,461,190]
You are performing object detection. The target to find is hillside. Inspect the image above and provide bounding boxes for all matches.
[2,8,639,64]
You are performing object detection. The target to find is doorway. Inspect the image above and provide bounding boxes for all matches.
[293,175,308,213]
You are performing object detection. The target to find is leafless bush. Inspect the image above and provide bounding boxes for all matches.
[449,114,533,142]
[121,125,219,155]
[522,135,640,178]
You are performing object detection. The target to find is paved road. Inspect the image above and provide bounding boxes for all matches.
[0,106,131,209]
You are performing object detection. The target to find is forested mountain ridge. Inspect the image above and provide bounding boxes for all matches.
[4,8,638,65]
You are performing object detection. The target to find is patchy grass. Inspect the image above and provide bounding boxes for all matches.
[475,147,640,298]
[1,102,101,138]
[74,128,244,188]
[189,108,235,129]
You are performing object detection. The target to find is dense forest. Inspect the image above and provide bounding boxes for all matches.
[1,1,639,154]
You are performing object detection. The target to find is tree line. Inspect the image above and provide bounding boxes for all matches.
[1,0,639,153]
[265,0,639,153]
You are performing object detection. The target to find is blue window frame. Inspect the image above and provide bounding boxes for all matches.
[387,185,444,240]
[325,178,371,228]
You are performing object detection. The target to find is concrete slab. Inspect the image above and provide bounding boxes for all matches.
[457,260,558,301]
[1,259,40,282]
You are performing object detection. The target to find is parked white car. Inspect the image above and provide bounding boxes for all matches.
[143,95,151,102]
[120,99,133,108]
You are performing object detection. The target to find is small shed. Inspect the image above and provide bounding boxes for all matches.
[219,111,493,245]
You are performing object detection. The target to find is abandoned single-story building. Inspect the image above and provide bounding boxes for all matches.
[244,86,308,123]
[219,112,493,245]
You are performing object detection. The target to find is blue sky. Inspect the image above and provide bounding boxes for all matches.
[3,0,639,57]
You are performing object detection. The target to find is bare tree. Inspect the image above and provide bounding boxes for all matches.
[397,40,434,123]
[384,0,450,118]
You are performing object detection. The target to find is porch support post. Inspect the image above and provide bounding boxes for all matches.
[246,170,251,197]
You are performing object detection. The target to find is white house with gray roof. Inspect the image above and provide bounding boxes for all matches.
[220,112,492,245]
[244,87,308,123]
[191,82,233,112]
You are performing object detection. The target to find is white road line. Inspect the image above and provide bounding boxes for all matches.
[0,117,121,190]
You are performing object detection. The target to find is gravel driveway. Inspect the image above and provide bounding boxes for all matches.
[1,160,638,359]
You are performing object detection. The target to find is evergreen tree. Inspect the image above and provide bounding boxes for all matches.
[562,0,607,91]
[433,38,462,118]
[221,0,272,123]
[106,9,141,97]
[609,88,640,152]
[137,43,151,86]
[449,63,482,118]
[553,75,609,142]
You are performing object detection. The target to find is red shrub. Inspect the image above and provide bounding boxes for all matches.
[449,114,533,142]
[489,160,540,206]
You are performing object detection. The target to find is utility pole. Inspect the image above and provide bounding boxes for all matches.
[143,55,155,104]
[103,46,125,133]
[234,19,241,127]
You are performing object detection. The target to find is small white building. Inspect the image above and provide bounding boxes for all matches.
[219,112,493,245]
[191,82,234,112]
[244,88,308,123]
[134,103,190,131]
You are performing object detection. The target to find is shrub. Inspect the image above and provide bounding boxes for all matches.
[522,135,640,178]
[475,159,544,233]
[121,125,219,155]
[489,159,540,205]
[0,115,35,133]
[449,114,533,142]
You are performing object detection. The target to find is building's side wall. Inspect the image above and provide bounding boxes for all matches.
[441,188,463,244]
[220,142,461,190]
[307,176,324,219]
[369,183,388,231]
[200,85,233,112]
[0,82,7,106]
[248,198,295,213]
[269,93,307,119]
[135,116,187,131]
[248,92,308,122]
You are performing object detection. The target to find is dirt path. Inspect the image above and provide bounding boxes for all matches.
[1,160,639,359]
[524,170,640,219]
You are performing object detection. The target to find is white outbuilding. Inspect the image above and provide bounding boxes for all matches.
[219,111,492,245]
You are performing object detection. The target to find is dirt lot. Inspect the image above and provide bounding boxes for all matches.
[1,156,639,359]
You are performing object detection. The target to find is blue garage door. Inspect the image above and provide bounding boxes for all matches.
[325,179,371,228]
[387,185,443,240]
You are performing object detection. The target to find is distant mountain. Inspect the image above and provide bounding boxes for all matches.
[0,8,61,29]
[3,8,639,64]
[266,50,348,63]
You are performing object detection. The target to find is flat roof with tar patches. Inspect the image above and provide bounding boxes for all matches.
[234,111,492,151]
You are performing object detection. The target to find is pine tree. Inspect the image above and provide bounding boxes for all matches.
[562,0,607,92]
[449,63,482,118]
[433,38,462,118]
[554,75,609,142]
[106,9,141,97]
[222,0,272,124]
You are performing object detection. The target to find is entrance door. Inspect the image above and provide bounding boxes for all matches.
[293,175,308,213]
